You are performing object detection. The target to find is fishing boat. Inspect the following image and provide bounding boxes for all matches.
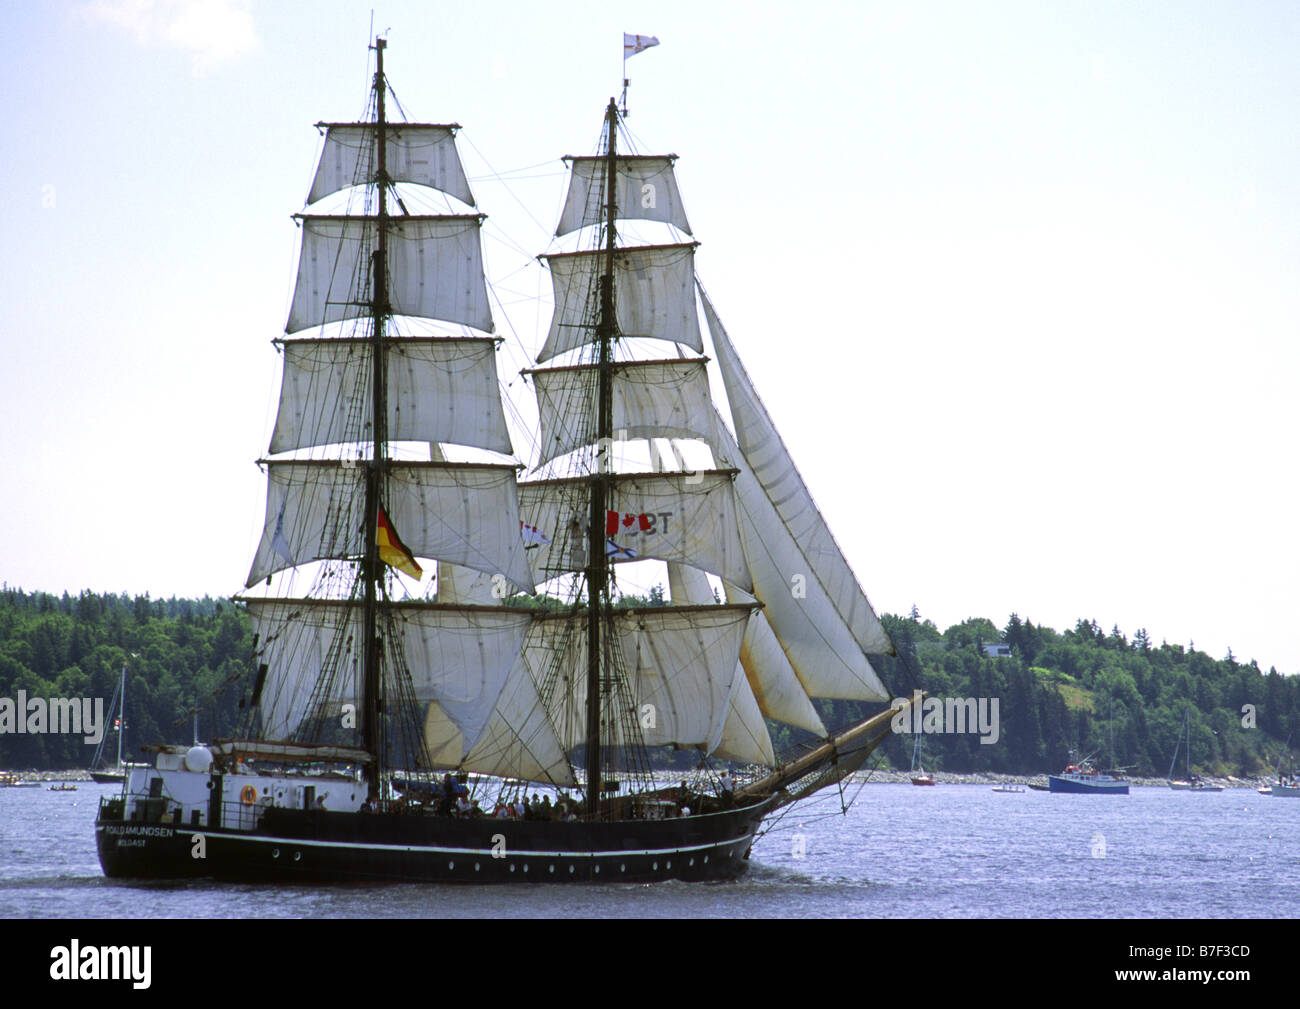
[991,784,1024,793]
[1167,707,1224,791]
[95,37,913,884]
[1048,752,1129,794]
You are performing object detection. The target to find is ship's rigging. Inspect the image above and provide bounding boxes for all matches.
[231,35,900,819]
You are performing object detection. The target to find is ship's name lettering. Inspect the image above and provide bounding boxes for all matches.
[105,825,174,838]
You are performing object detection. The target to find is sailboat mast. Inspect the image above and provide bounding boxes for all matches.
[583,98,619,817]
[360,36,392,798]
[116,659,126,767]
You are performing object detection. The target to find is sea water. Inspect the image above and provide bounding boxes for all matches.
[2,781,1295,919]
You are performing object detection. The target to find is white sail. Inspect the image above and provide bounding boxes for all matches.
[537,244,701,362]
[286,215,492,334]
[308,123,474,206]
[517,471,751,591]
[727,587,829,734]
[666,561,775,766]
[246,599,529,750]
[532,607,752,753]
[531,359,717,465]
[459,647,577,786]
[556,156,691,236]
[715,412,890,701]
[247,461,535,593]
[703,290,894,658]
[400,607,533,755]
[271,338,512,454]
[245,599,353,742]
[713,667,776,767]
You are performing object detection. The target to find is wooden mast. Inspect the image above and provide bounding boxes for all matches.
[583,98,619,818]
[361,36,391,800]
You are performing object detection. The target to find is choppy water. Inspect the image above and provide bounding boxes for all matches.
[2,781,1296,919]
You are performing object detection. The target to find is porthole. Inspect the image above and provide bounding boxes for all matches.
[548,865,555,874]
[448,861,455,870]
[652,861,658,870]
[293,851,301,861]
[523,864,529,873]
[666,861,672,869]
[568,865,575,874]
[272,848,280,858]
[474,862,480,872]
[509,864,516,873]
[594,865,600,874]
[689,858,695,866]
[620,864,626,872]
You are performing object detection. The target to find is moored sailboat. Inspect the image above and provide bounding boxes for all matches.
[1167,706,1224,791]
[95,38,913,884]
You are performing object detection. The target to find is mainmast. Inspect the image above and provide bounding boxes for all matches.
[361,36,391,799]
[583,98,620,817]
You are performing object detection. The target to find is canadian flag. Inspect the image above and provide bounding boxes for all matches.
[607,510,652,536]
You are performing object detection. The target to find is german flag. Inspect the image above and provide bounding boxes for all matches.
[377,505,423,579]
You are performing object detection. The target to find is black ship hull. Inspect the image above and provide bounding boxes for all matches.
[95,796,776,884]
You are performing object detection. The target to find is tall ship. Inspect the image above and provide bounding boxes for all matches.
[95,38,910,883]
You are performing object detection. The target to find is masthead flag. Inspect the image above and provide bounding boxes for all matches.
[377,505,423,579]
[624,33,660,59]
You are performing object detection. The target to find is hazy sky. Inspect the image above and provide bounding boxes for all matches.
[1,1,1296,674]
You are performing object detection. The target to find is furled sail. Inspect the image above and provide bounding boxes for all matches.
[246,599,529,753]
[308,123,474,206]
[517,471,751,590]
[530,359,717,466]
[703,289,895,658]
[271,338,512,454]
[556,155,691,236]
[537,244,701,362]
[286,215,492,334]
[247,460,535,593]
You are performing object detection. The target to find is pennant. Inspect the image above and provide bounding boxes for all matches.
[377,505,423,579]
[607,539,638,561]
[624,33,660,58]
[520,520,552,546]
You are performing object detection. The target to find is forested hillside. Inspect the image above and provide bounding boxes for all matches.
[1,588,1295,776]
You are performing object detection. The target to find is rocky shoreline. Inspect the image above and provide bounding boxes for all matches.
[850,769,1268,789]
[1,769,102,782]
[1,767,1273,790]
